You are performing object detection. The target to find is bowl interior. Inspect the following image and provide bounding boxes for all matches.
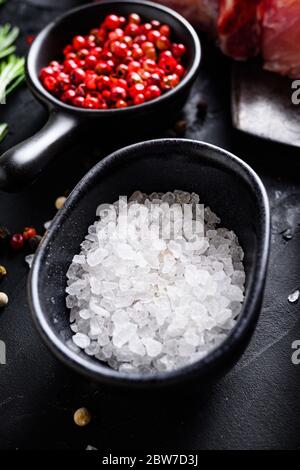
[30,139,269,385]
[27,0,200,114]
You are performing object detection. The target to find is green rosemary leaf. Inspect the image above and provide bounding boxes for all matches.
[0,123,8,143]
[0,54,25,103]
[0,24,19,59]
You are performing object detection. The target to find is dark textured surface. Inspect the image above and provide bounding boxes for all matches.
[0,0,300,450]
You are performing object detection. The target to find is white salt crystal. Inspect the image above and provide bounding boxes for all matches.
[25,254,35,269]
[288,289,299,303]
[142,338,162,357]
[129,337,145,356]
[87,247,108,266]
[73,333,90,349]
[66,190,245,374]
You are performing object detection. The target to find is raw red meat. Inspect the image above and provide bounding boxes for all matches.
[261,0,300,78]
[152,0,219,35]
[218,0,262,60]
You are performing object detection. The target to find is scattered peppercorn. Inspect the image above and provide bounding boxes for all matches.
[174,119,187,136]
[0,292,8,307]
[23,226,37,240]
[28,235,42,252]
[0,227,10,245]
[26,35,35,45]
[10,233,24,251]
[0,265,7,279]
[74,407,91,427]
[39,13,187,110]
[55,196,67,210]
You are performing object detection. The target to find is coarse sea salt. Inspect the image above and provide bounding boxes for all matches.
[66,190,245,374]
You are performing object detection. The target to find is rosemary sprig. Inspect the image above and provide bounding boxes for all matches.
[0,54,25,104]
[0,123,8,143]
[0,24,19,60]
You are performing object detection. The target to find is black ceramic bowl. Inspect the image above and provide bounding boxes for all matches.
[0,0,201,191]
[28,139,270,389]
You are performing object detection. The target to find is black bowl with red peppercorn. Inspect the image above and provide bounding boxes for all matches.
[40,11,189,110]
[0,1,201,191]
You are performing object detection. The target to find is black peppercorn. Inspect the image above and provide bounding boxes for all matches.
[28,235,42,252]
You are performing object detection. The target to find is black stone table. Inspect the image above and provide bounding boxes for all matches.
[0,0,300,450]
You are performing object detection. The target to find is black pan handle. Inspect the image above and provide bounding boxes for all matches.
[0,110,79,191]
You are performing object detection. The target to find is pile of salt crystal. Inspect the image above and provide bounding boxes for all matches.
[66,190,245,374]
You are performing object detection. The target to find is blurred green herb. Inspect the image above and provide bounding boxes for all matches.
[0,24,19,59]
[0,54,25,102]
[0,20,25,144]
[0,123,8,143]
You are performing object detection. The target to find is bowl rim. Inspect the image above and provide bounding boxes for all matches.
[28,138,270,387]
[26,0,201,117]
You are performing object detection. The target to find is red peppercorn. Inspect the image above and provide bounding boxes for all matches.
[97,27,107,44]
[160,24,171,37]
[102,89,111,101]
[123,35,133,46]
[131,47,143,60]
[84,95,99,109]
[127,71,142,86]
[156,35,171,51]
[40,66,55,80]
[129,13,141,25]
[73,35,86,50]
[133,93,146,105]
[85,55,98,69]
[90,47,102,58]
[134,34,147,45]
[111,85,127,101]
[145,85,161,100]
[172,43,186,58]
[129,83,145,98]
[175,64,185,78]
[44,76,57,91]
[141,23,152,34]
[63,45,73,56]
[98,100,108,110]
[125,23,140,37]
[64,59,78,73]
[111,27,124,38]
[148,72,161,86]
[105,14,120,30]
[161,73,180,90]
[95,60,112,75]
[116,64,128,78]
[148,29,160,43]
[23,227,37,240]
[10,234,24,251]
[143,59,156,72]
[72,68,86,84]
[50,61,62,72]
[111,40,128,59]
[85,74,98,90]
[61,89,76,102]
[151,20,161,30]
[77,48,89,59]
[76,84,86,96]
[116,99,128,108]
[73,96,85,107]
[158,53,177,73]
[127,61,141,73]
[97,75,111,90]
